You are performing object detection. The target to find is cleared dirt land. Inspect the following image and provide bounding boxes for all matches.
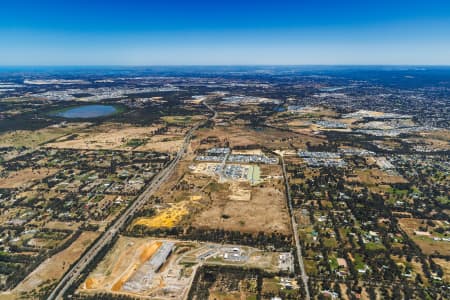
[139,146,291,235]
[134,201,192,228]
[192,178,291,235]
[81,236,161,294]
[2,231,99,299]
[132,157,290,235]
[0,167,58,188]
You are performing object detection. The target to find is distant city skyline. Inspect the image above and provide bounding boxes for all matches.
[1,0,449,65]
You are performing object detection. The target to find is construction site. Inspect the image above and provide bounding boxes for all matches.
[80,237,192,299]
[78,236,292,299]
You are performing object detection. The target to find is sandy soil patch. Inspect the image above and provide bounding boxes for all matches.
[208,291,241,300]
[134,194,202,228]
[231,149,264,155]
[191,162,220,177]
[286,120,313,127]
[419,129,450,141]
[82,236,161,293]
[134,203,189,228]
[111,241,162,292]
[433,258,450,282]
[228,182,251,201]
[406,137,450,151]
[0,167,58,188]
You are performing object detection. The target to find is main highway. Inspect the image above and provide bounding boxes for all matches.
[48,101,216,300]
[280,154,311,300]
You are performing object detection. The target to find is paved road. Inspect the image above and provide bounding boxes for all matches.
[280,154,311,300]
[48,102,216,300]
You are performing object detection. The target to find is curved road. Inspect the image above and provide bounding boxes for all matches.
[48,101,216,300]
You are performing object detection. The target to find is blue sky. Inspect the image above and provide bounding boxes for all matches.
[0,0,449,65]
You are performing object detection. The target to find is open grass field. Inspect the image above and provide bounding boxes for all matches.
[406,136,450,151]
[261,277,300,298]
[191,269,261,300]
[390,255,425,283]
[398,218,450,256]
[43,220,82,231]
[208,291,243,300]
[0,167,58,188]
[46,123,162,150]
[161,116,193,125]
[161,115,205,125]
[0,123,90,148]
[192,125,324,151]
[2,231,99,299]
[434,258,450,282]
[135,134,184,153]
[247,165,261,185]
[419,129,450,142]
[346,168,408,185]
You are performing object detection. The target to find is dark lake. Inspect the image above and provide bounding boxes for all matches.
[53,105,118,118]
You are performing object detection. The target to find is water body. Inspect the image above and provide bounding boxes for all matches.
[273,106,286,112]
[53,105,118,118]
[319,87,345,92]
